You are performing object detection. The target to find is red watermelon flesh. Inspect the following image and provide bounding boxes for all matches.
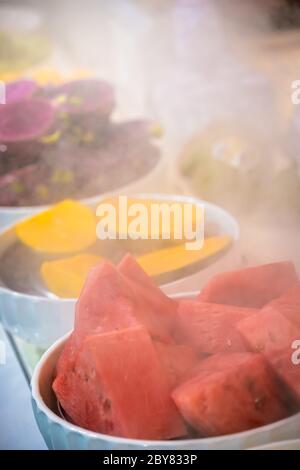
[269,349,300,405]
[176,300,256,354]
[198,261,298,308]
[186,352,256,381]
[55,332,79,377]
[118,252,157,290]
[154,341,199,389]
[53,326,186,439]
[172,353,289,437]
[118,255,176,337]
[75,261,139,337]
[263,283,300,328]
[237,304,300,356]
[0,98,55,142]
[75,260,173,342]
[237,292,300,407]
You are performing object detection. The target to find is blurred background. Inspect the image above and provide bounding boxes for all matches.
[2,0,300,259]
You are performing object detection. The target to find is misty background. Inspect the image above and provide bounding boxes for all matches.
[1,0,300,266]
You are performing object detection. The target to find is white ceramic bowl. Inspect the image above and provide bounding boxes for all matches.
[31,301,300,451]
[250,439,300,450]
[0,195,239,348]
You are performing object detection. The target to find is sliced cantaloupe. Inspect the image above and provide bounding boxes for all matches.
[41,253,102,298]
[136,236,231,278]
[97,196,203,240]
[16,199,97,253]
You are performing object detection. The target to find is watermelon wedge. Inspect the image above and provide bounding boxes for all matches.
[0,98,55,142]
[118,252,158,290]
[270,349,300,405]
[172,353,288,437]
[262,282,300,328]
[198,261,298,308]
[75,260,141,338]
[55,331,78,379]
[176,300,256,354]
[118,254,176,336]
[237,288,300,405]
[53,326,186,439]
[75,260,174,342]
[237,292,300,356]
[185,352,257,381]
[154,341,199,389]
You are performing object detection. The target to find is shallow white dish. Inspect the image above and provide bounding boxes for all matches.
[31,298,300,451]
[0,195,239,348]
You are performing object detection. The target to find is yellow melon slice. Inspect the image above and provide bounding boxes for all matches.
[41,253,102,298]
[136,236,231,278]
[16,199,97,253]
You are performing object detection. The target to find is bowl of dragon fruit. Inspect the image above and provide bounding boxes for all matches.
[0,78,163,228]
[31,258,300,449]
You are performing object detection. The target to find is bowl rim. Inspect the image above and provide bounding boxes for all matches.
[249,438,300,451]
[31,291,300,448]
[0,193,239,303]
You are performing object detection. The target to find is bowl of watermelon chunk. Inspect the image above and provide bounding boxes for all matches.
[31,256,300,450]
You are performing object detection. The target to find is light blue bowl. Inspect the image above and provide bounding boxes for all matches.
[31,330,300,450]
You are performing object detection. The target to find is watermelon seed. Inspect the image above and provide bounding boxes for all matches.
[245,378,255,392]
[254,395,266,410]
[103,398,111,412]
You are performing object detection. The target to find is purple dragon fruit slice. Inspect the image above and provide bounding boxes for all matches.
[0,98,55,142]
[6,79,38,104]
[52,79,115,115]
[0,140,43,174]
[0,164,43,206]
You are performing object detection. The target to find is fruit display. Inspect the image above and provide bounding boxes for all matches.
[52,257,300,439]
[9,198,232,297]
[0,78,161,207]
[3,0,300,454]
